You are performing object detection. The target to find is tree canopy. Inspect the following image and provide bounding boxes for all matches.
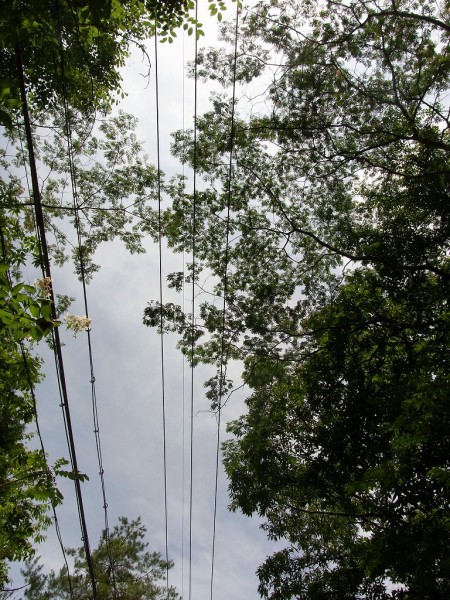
[21,516,179,600]
[143,0,450,596]
[0,0,198,123]
[0,0,238,126]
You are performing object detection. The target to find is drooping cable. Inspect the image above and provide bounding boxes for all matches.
[15,41,98,600]
[53,1,117,594]
[210,4,240,599]
[154,25,170,594]
[189,3,199,599]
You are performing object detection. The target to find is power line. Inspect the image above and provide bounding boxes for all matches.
[189,3,199,599]
[210,3,241,599]
[21,342,75,600]
[53,1,118,592]
[181,23,187,599]
[15,40,98,600]
[154,24,170,594]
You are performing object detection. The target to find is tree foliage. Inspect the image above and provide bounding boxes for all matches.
[143,0,450,596]
[0,190,65,589]
[0,325,59,590]
[0,0,240,126]
[22,517,180,600]
[15,110,161,280]
[1,0,139,121]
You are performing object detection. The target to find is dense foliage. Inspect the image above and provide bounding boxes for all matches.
[0,0,238,127]
[0,191,63,589]
[143,0,450,597]
[0,327,63,590]
[0,0,204,124]
[21,517,179,600]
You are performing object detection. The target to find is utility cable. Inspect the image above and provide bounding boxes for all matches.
[210,4,240,599]
[181,24,187,600]
[12,130,74,596]
[15,40,98,600]
[189,3,199,599]
[21,342,75,599]
[54,3,118,594]
[154,25,170,594]
[53,0,117,593]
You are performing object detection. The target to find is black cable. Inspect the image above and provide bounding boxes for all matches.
[189,3,199,599]
[53,0,117,593]
[20,341,75,600]
[154,24,170,594]
[181,25,187,599]
[210,4,240,599]
[15,40,98,600]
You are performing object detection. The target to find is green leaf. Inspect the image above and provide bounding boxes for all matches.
[0,109,12,130]
[11,283,24,295]
[29,304,40,319]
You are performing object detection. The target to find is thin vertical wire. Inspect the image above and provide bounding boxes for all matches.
[181,21,187,600]
[154,25,170,594]
[54,1,117,593]
[210,4,240,599]
[189,2,199,599]
[15,39,97,600]
[21,342,75,600]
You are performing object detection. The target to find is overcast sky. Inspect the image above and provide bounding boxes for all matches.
[8,3,280,600]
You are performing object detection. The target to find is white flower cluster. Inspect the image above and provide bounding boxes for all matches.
[34,276,52,299]
[64,314,92,336]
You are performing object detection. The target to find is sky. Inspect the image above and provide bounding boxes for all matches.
[7,3,281,599]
